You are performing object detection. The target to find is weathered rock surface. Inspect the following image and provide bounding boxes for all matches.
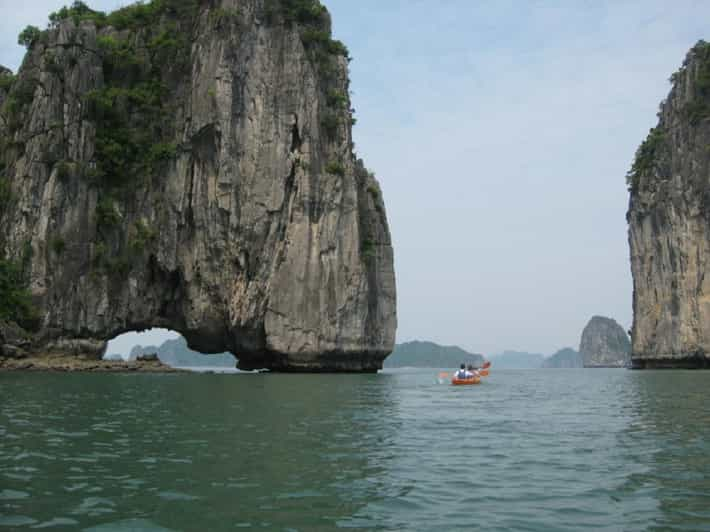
[541,347,582,368]
[627,41,710,369]
[579,316,630,368]
[0,0,396,372]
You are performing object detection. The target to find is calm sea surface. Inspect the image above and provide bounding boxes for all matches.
[1,369,709,531]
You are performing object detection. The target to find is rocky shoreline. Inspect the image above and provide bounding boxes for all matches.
[0,354,185,373]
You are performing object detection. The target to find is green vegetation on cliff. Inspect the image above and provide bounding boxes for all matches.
[626,126,665,191]
[0,259,37,330]
[0,176,11,214]
[627,41,710,192]
[0,72,15,92]
[47,0,198,30]
[40,1,196,273]
[17,26,41,49]
[673,40,710,125]
[263,0,349,58]
[264,0,354,146]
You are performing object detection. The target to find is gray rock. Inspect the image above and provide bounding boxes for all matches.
[627,41,710,368]
[0,321,32,360]
[0,1,396,372]
[1,345,28,359]
[579,316,630,368]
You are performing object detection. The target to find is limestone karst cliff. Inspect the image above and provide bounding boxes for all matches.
[627,41,710,369]
[579,316,630,368]
[0,0,396,372]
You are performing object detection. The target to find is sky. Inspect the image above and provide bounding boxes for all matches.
[1,0,708,356]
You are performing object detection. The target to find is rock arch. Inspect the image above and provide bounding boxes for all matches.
[0,1,396,372]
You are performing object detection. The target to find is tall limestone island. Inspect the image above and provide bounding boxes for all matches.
[0,0,396,372]
[627,40,710,369]
[579,316,630,368]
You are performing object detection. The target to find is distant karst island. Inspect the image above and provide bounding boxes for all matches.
[542,348,583,369]
[579,316,630,368]
[108,337,236,368]
[384,341,485,368]
[388,315,629,370]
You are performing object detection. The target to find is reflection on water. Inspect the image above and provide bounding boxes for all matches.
[0,373,397,531]
[1,370,709,530]
[619,371,710,531]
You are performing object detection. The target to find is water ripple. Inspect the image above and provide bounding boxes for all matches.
[1,370,709,530]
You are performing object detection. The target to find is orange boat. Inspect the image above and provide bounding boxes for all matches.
[451,376,481,386]
[479,369,489,377]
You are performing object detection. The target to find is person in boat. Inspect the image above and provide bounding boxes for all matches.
[467,364,480,378]
[455,363,470,379]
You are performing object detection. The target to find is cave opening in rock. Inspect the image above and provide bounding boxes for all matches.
[104,328,237,369]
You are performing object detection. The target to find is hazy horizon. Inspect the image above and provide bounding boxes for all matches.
[104,328,577,359]
[2,0,707,355]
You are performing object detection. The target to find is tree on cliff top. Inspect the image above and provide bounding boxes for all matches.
[17,26,41,49]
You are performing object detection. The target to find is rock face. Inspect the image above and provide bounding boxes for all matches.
[0,0,396,372]
[579,316,630,368]
[541,347,582,368]
[627,41,710,369]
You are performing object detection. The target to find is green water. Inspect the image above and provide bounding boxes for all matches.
[1,369,709,531]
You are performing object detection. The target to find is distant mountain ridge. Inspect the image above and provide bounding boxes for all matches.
[107,337,236,368]
[108,334,611,370]
[384,341,485,368]
[542,348,582,368]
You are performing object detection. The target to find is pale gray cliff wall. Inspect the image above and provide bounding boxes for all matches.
[0,0,396,372]
[579,316,630,368]
[627,41,710,369]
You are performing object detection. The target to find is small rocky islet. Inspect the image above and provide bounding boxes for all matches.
[579,316,630,368]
